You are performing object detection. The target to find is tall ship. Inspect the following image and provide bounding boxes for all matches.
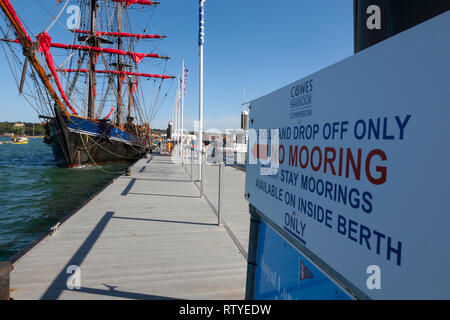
[0,0,174,167]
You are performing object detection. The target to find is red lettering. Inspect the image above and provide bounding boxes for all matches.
[324,147,336,175]
[299,146,309,169]
[289,145,298,166]
[311,147,322,172]
[366,149,387,185]
[345,148,362,181]
[282,145,387,186]
[279,144,285,164]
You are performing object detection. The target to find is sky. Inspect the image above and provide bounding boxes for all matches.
[0,0,354,130]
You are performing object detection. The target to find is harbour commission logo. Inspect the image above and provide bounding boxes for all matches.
[290,79,313,119]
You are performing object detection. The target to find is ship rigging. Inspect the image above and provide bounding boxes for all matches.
[0,0,175,167]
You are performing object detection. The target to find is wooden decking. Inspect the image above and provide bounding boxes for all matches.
[10,153,250,300]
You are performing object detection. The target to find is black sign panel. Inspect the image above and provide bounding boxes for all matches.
[354,0,450,53]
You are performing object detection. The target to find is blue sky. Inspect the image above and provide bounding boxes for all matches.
[0,0,354,130]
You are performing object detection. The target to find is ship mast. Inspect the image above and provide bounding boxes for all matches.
[127,76,133,119]
[127,52,134,120]
[2,0,173,123]
[87,0,98,119]
[116,3,123,125]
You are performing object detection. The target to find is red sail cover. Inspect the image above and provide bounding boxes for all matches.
[131,52,145,64]
[11,40,166,62]
[59,69,174,79]
[73,29,164,39]
[105,107,115,120]
[37,32,78,115]
[49,43,165,63]
[112,0,158,7]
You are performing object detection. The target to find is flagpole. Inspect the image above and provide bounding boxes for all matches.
[173,96,175,142]
[169,112,173,140]
[173,82,176,142]
[181,60,185,143]
[198,0,206,180]
[174,75,179,143]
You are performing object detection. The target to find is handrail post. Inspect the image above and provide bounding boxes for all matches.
[181,144,184,170]
[183,143,185,168]
[0,262,11,300]
[200,151,205,198]
[218,163,223,226]
[191,147,193,181]
[183,145,186,172]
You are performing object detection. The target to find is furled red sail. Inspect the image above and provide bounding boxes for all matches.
[37,32,78,115]
[73,29,165,39]
[59,69,175,80]
[49,43,167,63]
[12,39,169,63]
[0,0,174,167]
[105,107,115,119]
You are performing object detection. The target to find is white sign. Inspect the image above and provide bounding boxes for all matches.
[245,12,450,299]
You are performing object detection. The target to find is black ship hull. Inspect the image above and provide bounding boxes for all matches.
[44,109,147,168]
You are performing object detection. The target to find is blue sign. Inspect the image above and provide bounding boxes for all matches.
[254,220,351,300]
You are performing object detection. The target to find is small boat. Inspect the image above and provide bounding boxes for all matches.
[11,136,29,144]
[0,137,29,145]
[5,123,30,144]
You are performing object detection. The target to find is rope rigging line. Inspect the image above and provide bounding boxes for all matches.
[33,0,71,34]
[148,61,174,126]
[88,133,141,160]
[0,0,174,133]
[78,128,130,175]
[45,0,70,33]
[0,24,53,116]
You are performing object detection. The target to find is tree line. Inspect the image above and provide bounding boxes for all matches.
[0,122,45,136]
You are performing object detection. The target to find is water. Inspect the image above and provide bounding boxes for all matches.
[0,137,129,261]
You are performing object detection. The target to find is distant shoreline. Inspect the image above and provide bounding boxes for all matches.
[0,135,44,138]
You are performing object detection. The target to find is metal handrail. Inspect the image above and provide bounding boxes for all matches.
[177,143,224,226]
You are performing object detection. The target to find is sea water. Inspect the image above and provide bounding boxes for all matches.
[0,137,128,260]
